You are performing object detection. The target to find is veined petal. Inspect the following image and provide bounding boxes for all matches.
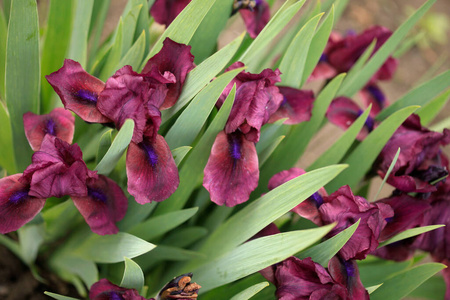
[0,174,46,234]
[203,131,259,207]
[239,0,270,39]
[23,108,75,151]
[72,175,127,235]
[268,87,314,125]
[45,59,110,123]
[126,135,179,204]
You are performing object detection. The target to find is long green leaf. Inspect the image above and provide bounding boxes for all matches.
[165,67,244,149]
[18,223,45,265]
[370,263,446,300]
[162,33,244,122]
[44,292,80,300]
[190,165,347,268]
[121,4,143,55]
[67,0,94,67]
[95,129,113,165]
[258,74,345,195]
[338,0,436,97]
[51,255,98,289]
[128,207,198,241]
[142,0,219,66]
[279,13,323,88]
[378,225,445,248]
[195,224,335,292]
[230,282,269,300]
[95,119,134,175]
[326,105,418,192]
[5,0,40,171]
[372,147,400,202]
[172,146,192,166]
[298,220,359,266]
[416,89,450,126]
[74,232,155,263]
[0,6,8,101]
[377,70,450,121]
[0,102,16,173]
[121,257,145,291]
[87,0,110,70]
[40,0,73,112]
[154,86,236,215]
[99,19,123,80]
[118,30,146,71]
[162,226,208,248]
[358,257,412,287]
[307,106,371,171]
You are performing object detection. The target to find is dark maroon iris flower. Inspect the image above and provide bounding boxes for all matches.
[268,87,314,125]
[218,62,283,143]
[274,256,349,300]
[326,97,376,140]
[0,174,46,234]
[376,114,450,193]
[141,38,195,110]
[149,0,191,27]
[45,59,111,123]
[90,278,150,300]
[72,175,128,235]
[359,84,389,117]
[268,168,326,225]
[239,0,271,39]
[203,130,259,207]
[23,108,75,151]
[21,135,96,199]
[328,256,369,299]
[126,134,179,204]
[319,185,394,260]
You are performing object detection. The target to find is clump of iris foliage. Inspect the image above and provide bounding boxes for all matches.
[0,0,449,299]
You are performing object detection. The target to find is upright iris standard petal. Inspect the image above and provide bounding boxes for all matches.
[141,38,195,110]
[0,174,46,234]
[21,136,95,199]
[97,66,165,143]
[126,134,179,204]
[268,168,325,225]
[319,185,394,260]
[326,97,375,140]
[203,131,259,207]
[45,59,111,123]
[274,257,349,300]
[23,108,75,151]
[72,175,128,235]
[90,278,150,300]
[239,0,270,39]
[268,87,314,125]
[328,256,369,300]
[150,0,191,27]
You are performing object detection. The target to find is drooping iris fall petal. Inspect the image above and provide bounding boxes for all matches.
[0,174,46,234]
[328,256,369,300]
[149,0,191,27]
[268,87,314,125]
[23,108,75,151]
[319,185,394,260]
[203,131,259,207]
[45,59,111,123]
[21,136,96,199]
[239,0,271,39]
[90,278,150,300]
[126,134,179,204]
[141,38,195,110]
[72,175,128,235]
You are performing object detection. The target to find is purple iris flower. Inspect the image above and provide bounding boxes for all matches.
[267,168,326,225]
[45,59,111,123]
[268,87,314,125]
[359,84,389,117]
[20,135,97,199]
[375,114,450,193]
[90,278,151,300]
[203,62,283,206]
[149,0,191,27]
[328,256,370,299]
[239,0,271,39]
[0,174,46,234]
[23,108,75,151]
[319,185,394,260]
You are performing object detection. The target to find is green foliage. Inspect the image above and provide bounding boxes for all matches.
[229,282,269,300]
[120,258,145,291]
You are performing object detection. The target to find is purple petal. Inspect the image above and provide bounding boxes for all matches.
[90,278,148,300]
[72,175,127,235]
[0,174,46,234]
[149,0,191,27]
[268,87,314,125]
[308,62,337,82]
[23,108,75,151]
[239,0,270,38]
[203,131,259,207]
[45,59,111,123]
[141,38,195,110]
[126,135,179,204]
[328,257,369,300]
[359,84,389,117]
